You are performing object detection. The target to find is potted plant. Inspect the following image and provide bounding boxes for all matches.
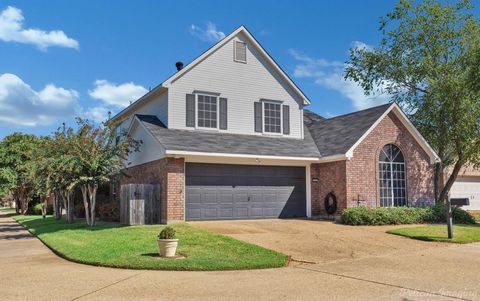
[157,226,178,257]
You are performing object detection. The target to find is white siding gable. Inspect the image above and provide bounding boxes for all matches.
[168,32,305,139]
[115,90,168,136]
[126,120,165,167]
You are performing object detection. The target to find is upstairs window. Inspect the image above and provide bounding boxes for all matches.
[197,94,218,128]
[263,102,281,133]
[234,41,247,63]
[379,144,407,207]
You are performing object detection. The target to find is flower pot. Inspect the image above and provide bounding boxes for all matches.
[158,239,179,257]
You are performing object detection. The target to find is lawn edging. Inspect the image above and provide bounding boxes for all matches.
[14,215,289,271]
[386,224,480,244]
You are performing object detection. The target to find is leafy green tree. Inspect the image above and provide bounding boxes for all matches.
[25,137,52,218]
[71,118,140,226]
[345,0,480,202]
[0,133,39,214]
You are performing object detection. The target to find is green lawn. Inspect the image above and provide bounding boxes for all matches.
[387,224,480,243]
[14,215,288,271]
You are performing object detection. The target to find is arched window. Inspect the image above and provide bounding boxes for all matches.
[379,144,406,207]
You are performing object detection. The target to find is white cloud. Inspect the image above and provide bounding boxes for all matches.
[351,41,373,51]
[289,47,389,110]
[84,106,111,124]
[189,22,225,42]
[0,73,79,126]
[88,80,147,108]
[0,6,79,51]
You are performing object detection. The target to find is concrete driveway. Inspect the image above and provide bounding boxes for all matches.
[2,212,480,301]
[192,219,448,264]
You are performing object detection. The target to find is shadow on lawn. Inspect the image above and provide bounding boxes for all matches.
[14,216,128,236]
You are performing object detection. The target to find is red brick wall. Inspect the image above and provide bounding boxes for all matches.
[311,160,347,216]
[346,112,434,208]
[311,111,435,216]
[119,157,185,223]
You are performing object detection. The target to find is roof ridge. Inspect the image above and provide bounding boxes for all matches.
[324,103,392,121]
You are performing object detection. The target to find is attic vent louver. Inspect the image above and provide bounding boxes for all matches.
[234,41,246,63]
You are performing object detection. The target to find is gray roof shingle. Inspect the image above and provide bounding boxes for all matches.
[135,103,391,160]
[136,115,321,158]
[305,103,392,157]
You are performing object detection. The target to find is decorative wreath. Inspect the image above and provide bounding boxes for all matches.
[324,192,337,215]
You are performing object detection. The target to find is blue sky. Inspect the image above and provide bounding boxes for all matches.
[0,0,449,138]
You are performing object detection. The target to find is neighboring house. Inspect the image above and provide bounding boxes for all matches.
[449,166,480,212]
[110,26,439,224]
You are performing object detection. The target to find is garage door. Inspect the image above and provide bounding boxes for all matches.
[450,176,480,210]
[186,163,306,220]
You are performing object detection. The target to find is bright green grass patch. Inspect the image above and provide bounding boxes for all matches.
[387,224,480,244]
[14,215,288,271]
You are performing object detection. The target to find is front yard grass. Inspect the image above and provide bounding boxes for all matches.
[14,215,288,271]
[387,224,480,244]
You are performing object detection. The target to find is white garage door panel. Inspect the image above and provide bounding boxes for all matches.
[451,177,480,210]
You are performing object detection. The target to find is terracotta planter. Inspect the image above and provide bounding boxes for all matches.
[158,239,179,257]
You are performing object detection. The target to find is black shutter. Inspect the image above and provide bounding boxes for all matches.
[219,98,227,130]
[186,94,195,127]
[254,102,262,132]
[283,105,290,135]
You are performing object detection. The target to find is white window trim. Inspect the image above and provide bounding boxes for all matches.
[195,93,220,131]
[262,100,283,135]
[234,40,247,63]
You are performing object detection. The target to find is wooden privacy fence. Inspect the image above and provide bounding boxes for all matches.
[120,184,161,225]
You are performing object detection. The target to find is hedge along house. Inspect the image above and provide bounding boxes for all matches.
[110,26,440,223]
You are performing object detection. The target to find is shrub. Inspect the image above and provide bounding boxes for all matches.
[341,207,432,225]
[27,203,53,215]
[158,226,176,239]
[98,202,120,222]
[427,203,476,224]
[341,204,476,226]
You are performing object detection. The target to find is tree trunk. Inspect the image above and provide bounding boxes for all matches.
[434,162,442,202]
[65,191,74,224]
[41,196,47,218]
[438,159,464,203]
[54,193,62,220]
[87,184,98,227]
[81,185,91,226]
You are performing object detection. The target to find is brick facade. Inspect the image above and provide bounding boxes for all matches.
[119,157,185,224]
[312,112,435,216]
[311,161,347,216]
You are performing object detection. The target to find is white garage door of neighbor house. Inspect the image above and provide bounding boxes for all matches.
[450,176,480,211]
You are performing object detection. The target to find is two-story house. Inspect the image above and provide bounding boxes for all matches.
[110,26,439,224]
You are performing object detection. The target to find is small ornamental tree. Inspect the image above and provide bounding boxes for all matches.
[25,137,52,218]
[0,133,39,214]
[345,0,480,202]
[71,118,140,227]
[47,125,81,223]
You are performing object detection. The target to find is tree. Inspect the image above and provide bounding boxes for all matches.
[48,124,81,224]
[0,133,39,214]
[25,137,52,218]
[69,118,140,227]
[345,0,480,202]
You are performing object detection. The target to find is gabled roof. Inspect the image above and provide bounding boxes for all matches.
[306,104,391,158]
[110,25,310,124]
[305,103,440,164]
[133,114,320,159]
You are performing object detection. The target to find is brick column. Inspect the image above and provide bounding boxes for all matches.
[161,157,185,224]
